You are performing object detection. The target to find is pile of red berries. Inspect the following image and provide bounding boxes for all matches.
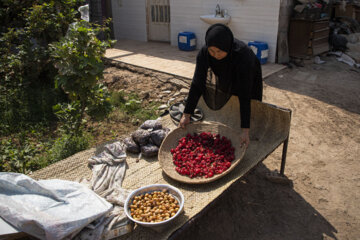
[171,132,235,178]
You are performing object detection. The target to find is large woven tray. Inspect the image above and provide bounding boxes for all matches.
[158,122,246,184]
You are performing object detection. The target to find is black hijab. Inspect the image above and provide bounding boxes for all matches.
[205,23,233,53]
[205,24,234,76]
[199,24,235,110]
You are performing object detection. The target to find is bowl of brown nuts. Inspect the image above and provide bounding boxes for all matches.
[124,184,184,231]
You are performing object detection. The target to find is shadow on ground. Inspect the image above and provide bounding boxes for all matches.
[169,164,337,240]
[265,55,360,115]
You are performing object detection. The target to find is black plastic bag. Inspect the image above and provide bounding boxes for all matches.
[141,143,159,157]
[124,137,140,154]
[150,129,168,147]
[329,33,348,52]
[140,120,162,130]
[131,129,151,146]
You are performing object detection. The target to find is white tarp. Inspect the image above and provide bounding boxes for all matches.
[0,173,112,240]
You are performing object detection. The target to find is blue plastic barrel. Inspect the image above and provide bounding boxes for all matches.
[248,41,269,64]
[178,32,196,51]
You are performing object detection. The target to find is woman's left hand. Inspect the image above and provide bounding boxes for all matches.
[240,128,250,148]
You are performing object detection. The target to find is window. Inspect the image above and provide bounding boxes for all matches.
[151,3,170,23]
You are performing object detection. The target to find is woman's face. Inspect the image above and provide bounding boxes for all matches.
[208,46,228,60]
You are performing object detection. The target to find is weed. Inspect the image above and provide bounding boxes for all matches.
[0,137,41,173]
[110,90,160,124]
[48,132,93,164]
[110,90,126,107]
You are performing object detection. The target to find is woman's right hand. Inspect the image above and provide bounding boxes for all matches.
[179,113,191,128]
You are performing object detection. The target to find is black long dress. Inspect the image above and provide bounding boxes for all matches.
[183,39,263,129]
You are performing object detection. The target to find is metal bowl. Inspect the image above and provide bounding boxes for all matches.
[124,184,184,231]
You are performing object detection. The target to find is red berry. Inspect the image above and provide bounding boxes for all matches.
[170,132,235,179]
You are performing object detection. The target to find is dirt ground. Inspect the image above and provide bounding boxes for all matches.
[85,62,190,146]
[102,56,359,240]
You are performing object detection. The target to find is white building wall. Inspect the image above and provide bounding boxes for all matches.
[170,0,280,62]
[111,0,147,41]
[111,0,280,62]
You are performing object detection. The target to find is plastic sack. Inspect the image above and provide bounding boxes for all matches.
[0,173,112,240]
[150,129,168,147]
[141,143,159,157]
[329,51,360,68]
[124,137,140,154]
[131,129,151,146]
[140,120,162,130]
[78,4,89,22]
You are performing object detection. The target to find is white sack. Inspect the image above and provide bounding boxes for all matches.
[0,173,112,240]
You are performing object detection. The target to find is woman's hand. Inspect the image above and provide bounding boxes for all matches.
[240,128,250,148]
[179,113,191,128]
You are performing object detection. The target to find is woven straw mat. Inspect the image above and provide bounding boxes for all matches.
[30,96,291,240]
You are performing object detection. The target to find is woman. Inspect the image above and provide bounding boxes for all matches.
[179,23,263,148]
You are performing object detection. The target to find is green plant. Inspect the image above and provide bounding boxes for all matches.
[0,0,83,133]
[48,132,92,163]
[47,21,114,164]
[53,101,83,135]
[135,101,160,122]
[125,99,142,114]
[111,91,160,123]
[110,90,126,107]
[0,137,39,173]
[87,84,113,121]
[50,20,115,134]
[107,109,128,122]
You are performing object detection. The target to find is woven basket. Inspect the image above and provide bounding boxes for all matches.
[158,121,246,184]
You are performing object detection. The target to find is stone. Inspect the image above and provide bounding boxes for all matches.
[161,83,174,91]
[180,88,189,94]
[169,78,190,88]
[158,104,168,110]
[167,98,176,106]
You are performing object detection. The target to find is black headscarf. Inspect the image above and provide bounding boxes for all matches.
[200,24,235,110]
[205,23,234,75]
[205,23,234,53]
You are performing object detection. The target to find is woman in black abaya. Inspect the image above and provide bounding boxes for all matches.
[179,23,263,148]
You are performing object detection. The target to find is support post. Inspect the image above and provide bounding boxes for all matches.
[280,136,289,175]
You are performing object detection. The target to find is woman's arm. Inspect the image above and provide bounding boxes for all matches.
[238,97,251,148]
[180,83,203,128]
[183,83,203,114]
[179,49,208,128]
[240,128,250,148]
[239,98,251,129]
[236,47,258,147]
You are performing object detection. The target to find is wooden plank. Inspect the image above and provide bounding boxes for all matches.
[276,0,294,63]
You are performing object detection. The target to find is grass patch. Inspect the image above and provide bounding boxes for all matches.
[0,130,52,173]
[110,90,160,123]
[48,132,93,164]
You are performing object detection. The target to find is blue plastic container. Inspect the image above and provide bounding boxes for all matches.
[248,41,269,64]
[178,32,196,51]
